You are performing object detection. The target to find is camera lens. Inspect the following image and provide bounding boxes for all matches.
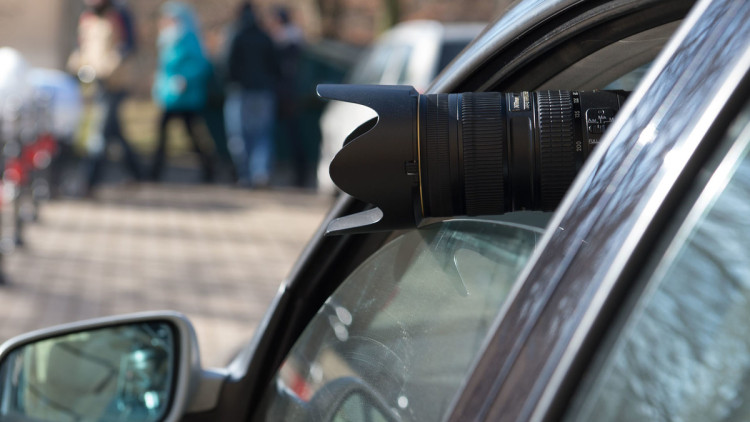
[418,90,627,217]
[318,85,627,234]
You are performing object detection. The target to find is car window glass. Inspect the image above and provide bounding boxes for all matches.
[603,62,651,91]
[565,104,750,421]
[537,21,680,91]
[259,220,541,422]
[436,41,471,75]
[348,45,393,84]
[348,44,413,86]
[381,44,411,84]
[397,51,412,85]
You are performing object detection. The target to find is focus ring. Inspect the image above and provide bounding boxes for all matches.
[462,93,505,216]
[537,90,575,211]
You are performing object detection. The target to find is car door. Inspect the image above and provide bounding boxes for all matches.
[179,0,698,420]
[565,102,750,421]
[445,0,750,420]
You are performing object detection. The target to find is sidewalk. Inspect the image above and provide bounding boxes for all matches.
[0,184,332,368]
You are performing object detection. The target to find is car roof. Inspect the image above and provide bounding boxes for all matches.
[430,0,579,93]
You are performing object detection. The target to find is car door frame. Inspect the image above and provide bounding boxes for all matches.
[181,0,702,420]
[444,0,750,420]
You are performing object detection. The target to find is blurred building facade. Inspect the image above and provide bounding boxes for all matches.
[0,0,79,69]
[0,0,510,95]
[318,0,506,45]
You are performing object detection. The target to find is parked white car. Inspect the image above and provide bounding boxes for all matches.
[0,47,35,135]
[0,48,82,143]
[28,68,83,144]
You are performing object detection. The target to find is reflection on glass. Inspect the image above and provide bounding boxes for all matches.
[0,322,175,422]
[603,62,652,90]
[261,220,541,421]
[333,392,392,422]
[566,104,750,420]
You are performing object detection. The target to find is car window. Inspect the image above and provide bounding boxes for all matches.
[436,41,471,75]
[603,62,651,91]
[348,45,393,84]
[565,103,750,421]
[258,220,542,422]
[348,44,412,85]
[535,20,681,91]
[381,44,411,84]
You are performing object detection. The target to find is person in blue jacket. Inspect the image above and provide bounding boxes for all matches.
[150,1,214,182]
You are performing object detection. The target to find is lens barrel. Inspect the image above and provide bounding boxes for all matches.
[418,90,626,217]
[318,84,627,235]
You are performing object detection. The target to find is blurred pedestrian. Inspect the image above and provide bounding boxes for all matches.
[68,0,142,196]
[202,26,238,182]
[224,3,279,188]
[270,6,309,188]
[150,1,214,182]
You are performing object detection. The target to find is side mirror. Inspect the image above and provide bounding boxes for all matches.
[0,311,203,422]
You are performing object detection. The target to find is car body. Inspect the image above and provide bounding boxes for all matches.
[28,68,82,143]
[0,48,35,109]
[3,0,750,421]
[317,20,486,193]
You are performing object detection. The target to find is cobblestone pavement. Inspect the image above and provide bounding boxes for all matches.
[0,184,332,368]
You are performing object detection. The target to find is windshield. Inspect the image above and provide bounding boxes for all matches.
[257,219,542,421]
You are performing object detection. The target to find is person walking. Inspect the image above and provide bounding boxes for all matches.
[269,6,309,188]
[202,26,238,182]
[68,0,142,196]
[150,1,214,182]
[224,3,279,188]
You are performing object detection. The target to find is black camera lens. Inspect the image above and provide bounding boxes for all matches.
[419,90,626,218]
[317,85,627,234]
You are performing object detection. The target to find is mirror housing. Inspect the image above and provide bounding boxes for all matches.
[0,311,204,422]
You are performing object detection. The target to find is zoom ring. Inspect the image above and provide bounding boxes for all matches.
[537,90,576,211]
[462,93,505,216]
[424,94,451,215]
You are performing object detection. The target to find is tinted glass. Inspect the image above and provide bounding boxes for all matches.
[566,105,750,420]
[436,41,470,74]
[259,220,541,421]
[603,62,651,91]
[348,45,393,84]
[349,44,412,85]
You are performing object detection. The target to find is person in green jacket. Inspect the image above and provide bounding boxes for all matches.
[150,1,214,182]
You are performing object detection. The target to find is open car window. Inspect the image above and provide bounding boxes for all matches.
[538,21,680,91]
[258,220,542,422]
